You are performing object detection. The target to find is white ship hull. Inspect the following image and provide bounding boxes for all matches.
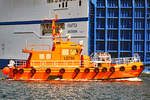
[0,0,90,60]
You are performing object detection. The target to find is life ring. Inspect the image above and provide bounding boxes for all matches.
[60,68,65,74]
[94,68,99,73]
[120,66,125,71]
[140,65,144,69]
[84,68,90,73]
[93,63,97,67]
[13,69,18,74]
[132,65,137,70]
[19,69,24,74]
[45,68,51,74]
[31,68,36,74]
[74,68,80,74]
[102,67,107,72]
[110,67,115,72]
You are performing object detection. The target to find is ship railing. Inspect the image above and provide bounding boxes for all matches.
[14,60,27,68]
[30,44,51,51]
[91,59,112,64]
[30,60,91,67]
[90,52,112,63]
[113,56,141,64]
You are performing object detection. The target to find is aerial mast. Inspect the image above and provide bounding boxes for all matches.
[52,14,58,41]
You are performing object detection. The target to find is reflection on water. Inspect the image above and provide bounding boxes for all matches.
[0,71,150,100]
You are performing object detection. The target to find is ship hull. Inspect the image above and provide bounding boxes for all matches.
[7,62,144,80]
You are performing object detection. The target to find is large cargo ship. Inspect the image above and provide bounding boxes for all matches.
[0,0,150,67]
[2,17,144,80]
[0,0,90,68]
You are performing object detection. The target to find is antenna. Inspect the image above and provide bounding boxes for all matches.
[25,40,28,49]
[41,13,60,41]
[54,11,58,20]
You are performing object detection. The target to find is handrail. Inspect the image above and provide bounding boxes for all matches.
[14,56,140,68]
[15,60,27,68]
[14,60,91,67]
[112,57,140,64]
[91,56,140,64]
[30,44,51,51]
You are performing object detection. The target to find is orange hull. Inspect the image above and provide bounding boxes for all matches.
[8,65,144,80]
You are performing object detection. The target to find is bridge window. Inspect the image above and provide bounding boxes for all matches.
[70,49,78,55]
[62,49,69,55]
[39,54,45,59]
[46,54,51,59]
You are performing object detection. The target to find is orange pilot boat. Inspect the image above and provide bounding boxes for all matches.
[2,16,144,81]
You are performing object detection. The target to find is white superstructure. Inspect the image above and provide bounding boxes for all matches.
[0,0,90,59]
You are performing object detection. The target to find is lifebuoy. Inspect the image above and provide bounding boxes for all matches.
[132,65,137,70]
[45,68,51,74]
[13,69,18,74]
[19,69,24,74]
[60,68,65,74]
[74,68,80,74]
[110,67,115,72]
[84,68,90,73]
[120,66,125,71]
[31,68,36,74]
[140,65,144,69]
[93,63,97,67]
[102,67,107,72]
[94,68,99,73]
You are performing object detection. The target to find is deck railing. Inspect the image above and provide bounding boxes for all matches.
[15,60,27,67]
[91,56,140,64]
[112,57,141,64]
[14,56,140,68]
[14,60,91,67]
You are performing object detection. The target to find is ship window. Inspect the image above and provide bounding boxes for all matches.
[39,54,45,59]
[41,24,52,36]
[47,0,54,3]
[59,4,61,8]
[46,54,51,59]
[62,2,64,8]
[79,0,81,6]
[41,23,65,36]
[55,0,58,2]
[62,49,69,55]
[65,2,68,7]
[70,49,78,55]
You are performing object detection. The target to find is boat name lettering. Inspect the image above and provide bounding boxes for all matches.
[64,56,75,60]
[67,23,77,28]
[68,30,78,33]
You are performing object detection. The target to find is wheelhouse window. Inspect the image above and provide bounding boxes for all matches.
[46,54,51,59]
[70,49,78,55]
[39,54,45,59]
[62,49,69,55]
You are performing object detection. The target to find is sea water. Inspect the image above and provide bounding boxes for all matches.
[0,71,150,100]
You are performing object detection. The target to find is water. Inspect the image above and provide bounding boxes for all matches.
[0,71,150,100]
